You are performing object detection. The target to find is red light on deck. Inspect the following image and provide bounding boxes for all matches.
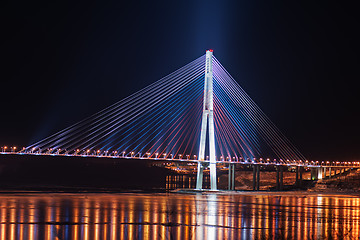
[208,49,213,52]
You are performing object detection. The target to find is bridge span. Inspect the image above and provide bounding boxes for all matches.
[4,50,359,191]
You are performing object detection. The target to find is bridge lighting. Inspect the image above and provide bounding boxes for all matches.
[11,52,313,191]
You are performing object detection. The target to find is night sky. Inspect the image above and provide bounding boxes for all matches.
[1,1,359,161]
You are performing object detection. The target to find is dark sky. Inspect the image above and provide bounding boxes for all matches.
[1,1,359,161]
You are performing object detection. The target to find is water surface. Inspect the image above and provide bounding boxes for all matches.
[0,193,359,239]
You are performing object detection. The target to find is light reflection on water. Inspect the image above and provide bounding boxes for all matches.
[0,193,359,239]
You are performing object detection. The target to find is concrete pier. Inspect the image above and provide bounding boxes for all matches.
[252,165,260,191]
[228,163,235,190]
[295,166,303,187]
[311,168,317,180]
[276,166,284,190]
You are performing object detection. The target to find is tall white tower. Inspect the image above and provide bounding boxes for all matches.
[196,49,217,190]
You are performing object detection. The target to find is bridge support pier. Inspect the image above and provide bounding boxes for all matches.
[317,167,323,180]
[329,167,332,178]
[295,166,303,187]
[228,163,235,190]
[252,165,260,191]
[276,166,284,190]
[196,162,205,189]
[311,168,318,180]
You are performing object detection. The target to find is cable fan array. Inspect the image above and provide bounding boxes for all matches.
[212,57,305,162]
[24,53,305,162]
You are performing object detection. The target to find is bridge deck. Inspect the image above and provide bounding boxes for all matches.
[2,152,359,168]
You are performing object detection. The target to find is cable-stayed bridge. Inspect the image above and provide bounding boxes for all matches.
[7,50,359,190]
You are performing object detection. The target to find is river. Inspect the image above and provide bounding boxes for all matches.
[0,192,359,239]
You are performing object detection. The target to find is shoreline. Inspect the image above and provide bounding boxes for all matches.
[0,189,359,197]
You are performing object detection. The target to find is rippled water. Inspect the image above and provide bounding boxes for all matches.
[0,193,359,239]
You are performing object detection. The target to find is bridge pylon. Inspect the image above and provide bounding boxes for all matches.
[196,49,217,190]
